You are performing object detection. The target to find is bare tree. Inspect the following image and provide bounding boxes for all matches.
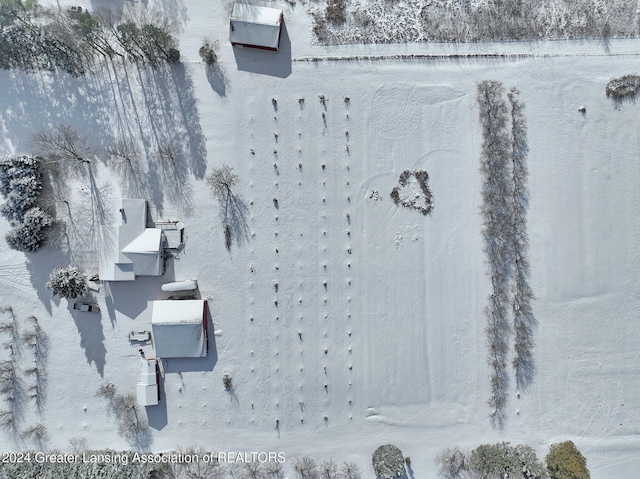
[265,462,284,479]
[21,423,48,443]
[244,462,263,479]
[508,88,536,392]
[436,447,467,479]
[294,457,319,479]
[31,125,94,177]
[0,410,15,430]
[69,436,88,454]
[96,382,117,400]
[477,79,513,429]
[156,141,183,170]
[0,360,18,394]
[206,165,239,200]
[172,446,224,479]
[320,460,338,479]
[207,165,248,250]
[340,462,361,479]
[107,139,140,176]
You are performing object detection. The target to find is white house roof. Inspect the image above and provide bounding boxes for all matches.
[137,383,158,406]
[123,228,162,254]
[230,4,283,50]
[137,359,159,406]
[151,300,207,358]
[98,199,164,281]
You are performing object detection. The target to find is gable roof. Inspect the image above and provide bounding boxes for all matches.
[98,199,164,281]
[230,4,283,50]
[151,300,208,358]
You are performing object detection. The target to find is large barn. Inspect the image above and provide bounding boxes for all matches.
[150,300,209,359]
[229,3,283,51]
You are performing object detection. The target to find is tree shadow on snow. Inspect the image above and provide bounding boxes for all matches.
[71,306,106,377]
[24,245,68,315]
[205,62,229,97]
[145,375,167,431]
[169,63,208,179]
[220,192,250,251]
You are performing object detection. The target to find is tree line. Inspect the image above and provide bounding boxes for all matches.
[0,0,179,76]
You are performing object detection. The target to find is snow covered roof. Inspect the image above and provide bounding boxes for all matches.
[230,4,283,51]
[151,300,208,358]
[137,359,158,406]
[98,199,164,281]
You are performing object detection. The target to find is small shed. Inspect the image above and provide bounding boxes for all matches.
[230,4,283,52]
[150,300,208,358]
[136,359,159,406]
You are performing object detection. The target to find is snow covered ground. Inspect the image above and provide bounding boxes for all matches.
[1,0,640,477]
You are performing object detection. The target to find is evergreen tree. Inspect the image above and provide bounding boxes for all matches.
[5,207,52,252]
[45,264,87,298]
[546,442,590,479]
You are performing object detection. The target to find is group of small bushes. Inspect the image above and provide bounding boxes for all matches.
[437,441,589,479]
[96,383,150,447]
[0,155,52,252]
[312,0,348,41]
[0,451,355,479]
[389,169,434,216]
[0,308,48,446]
[293,457,361,479]
[606,74,640,99]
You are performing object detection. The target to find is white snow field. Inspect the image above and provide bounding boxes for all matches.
[1,0,640,477]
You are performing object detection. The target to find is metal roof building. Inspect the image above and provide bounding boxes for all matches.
[230,4,283,51]
[150,300,208,359]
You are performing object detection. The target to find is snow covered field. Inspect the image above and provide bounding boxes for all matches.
[1,0,640,477]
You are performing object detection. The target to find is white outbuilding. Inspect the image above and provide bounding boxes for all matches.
[230,3,283,51]
[150,300,208,358]
[136,359,159,406]
[98,198,164,281]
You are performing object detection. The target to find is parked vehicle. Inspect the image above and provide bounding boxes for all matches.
[73,303,100,313]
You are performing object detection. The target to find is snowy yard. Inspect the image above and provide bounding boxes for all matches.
[0,0,640,478]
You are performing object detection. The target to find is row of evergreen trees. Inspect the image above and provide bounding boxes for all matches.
[0,155,52,252]
[0,0,179,76]
[437,440,590,479]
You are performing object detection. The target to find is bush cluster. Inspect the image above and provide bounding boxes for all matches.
[371,445,405,479]
[315,0,633,44]
[437,441,589,479]
[390,169,433,215]
[293,457,361,479]
[605,74,640,99]
[326,0,347,26]
[199,38,218,65]
[0,155,52,252]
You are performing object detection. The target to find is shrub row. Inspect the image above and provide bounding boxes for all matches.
[0,156,52,252]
